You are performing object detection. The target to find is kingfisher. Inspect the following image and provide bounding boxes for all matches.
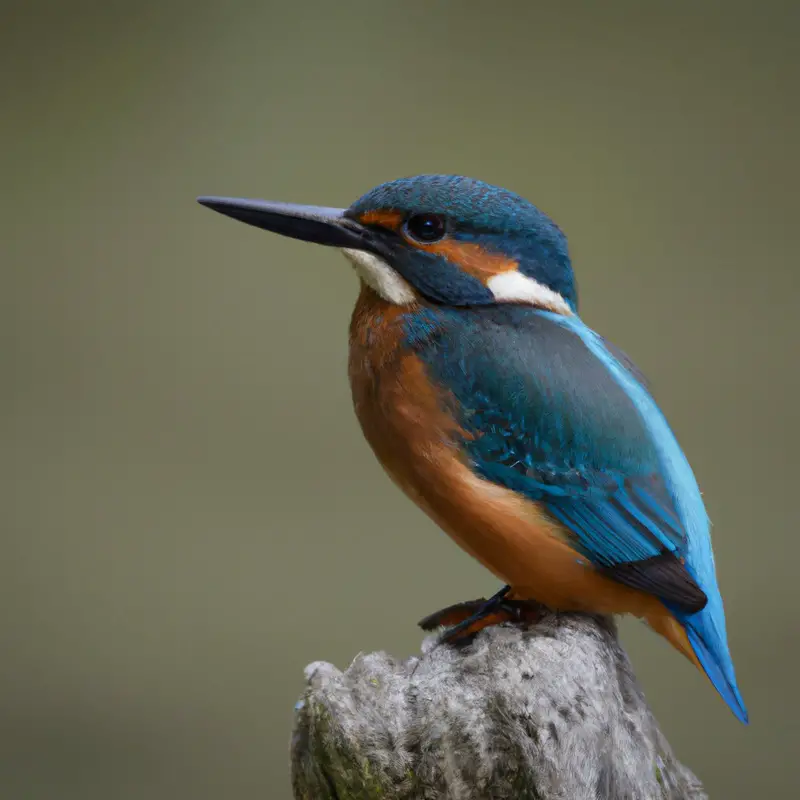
[197,175,748,723]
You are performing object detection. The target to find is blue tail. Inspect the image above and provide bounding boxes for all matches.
[674,604,749,724]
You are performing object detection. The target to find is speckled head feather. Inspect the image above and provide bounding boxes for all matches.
[349,175,565,237]
[346,175,578,311]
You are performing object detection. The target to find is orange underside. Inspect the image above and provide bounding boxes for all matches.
[348,286,702,673]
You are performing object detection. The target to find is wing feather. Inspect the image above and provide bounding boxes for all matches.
[406,305,706,610]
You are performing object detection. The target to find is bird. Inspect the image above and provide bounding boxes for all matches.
[197,174,748,724]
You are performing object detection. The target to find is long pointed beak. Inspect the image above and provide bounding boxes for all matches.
[196,196,381,252]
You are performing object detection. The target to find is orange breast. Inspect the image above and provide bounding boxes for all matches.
[347,287,675,627]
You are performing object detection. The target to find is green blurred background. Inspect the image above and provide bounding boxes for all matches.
[3,1,798,797]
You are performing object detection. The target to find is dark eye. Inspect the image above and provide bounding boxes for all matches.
[405,213,446,243]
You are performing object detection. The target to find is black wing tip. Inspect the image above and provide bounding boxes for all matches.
[603,553,708,614]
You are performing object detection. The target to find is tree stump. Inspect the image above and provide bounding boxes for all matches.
[290,611,706,799]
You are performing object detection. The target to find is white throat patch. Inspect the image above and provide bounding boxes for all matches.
[487,271,573,315]
[342,248,416,305]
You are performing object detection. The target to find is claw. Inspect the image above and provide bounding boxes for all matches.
[439,609,521,642]
[418,599,493,631]
[419,586,543,643]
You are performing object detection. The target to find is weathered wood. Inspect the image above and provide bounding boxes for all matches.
[291,611,706,799]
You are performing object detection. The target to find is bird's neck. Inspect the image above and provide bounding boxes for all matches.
[349,285,414,368]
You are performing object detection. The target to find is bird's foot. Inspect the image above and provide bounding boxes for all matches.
[418,585,543,643]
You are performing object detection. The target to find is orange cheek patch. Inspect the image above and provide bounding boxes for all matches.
[415,239,518,283]
[358,210,403,230]
[356,213,519,285]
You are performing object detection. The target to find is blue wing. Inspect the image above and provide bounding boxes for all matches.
[405,304,747,721]
[405,305,705,610]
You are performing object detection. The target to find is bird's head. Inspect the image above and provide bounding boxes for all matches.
[198,175,577,314]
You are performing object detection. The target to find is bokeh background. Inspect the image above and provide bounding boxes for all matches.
[3,1,798,797]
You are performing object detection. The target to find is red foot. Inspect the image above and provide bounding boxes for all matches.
[418,598,543,641]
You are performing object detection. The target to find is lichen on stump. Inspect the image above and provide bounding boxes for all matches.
[291,611,706,800]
